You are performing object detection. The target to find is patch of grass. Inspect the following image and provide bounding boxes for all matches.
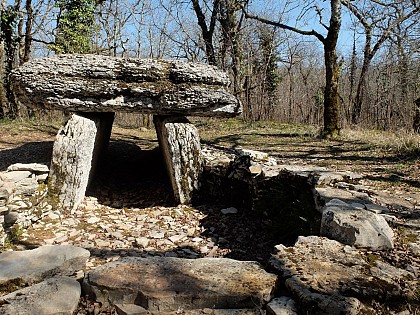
[342,129,420,158]
[364,253,381,266]
[401,233,418,244]
[8,224,23,243]
[2,224,24,250]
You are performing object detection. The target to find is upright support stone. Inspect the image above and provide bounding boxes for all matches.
[48,112,114,212]
[154,115,202,204]
[88,112,115,187]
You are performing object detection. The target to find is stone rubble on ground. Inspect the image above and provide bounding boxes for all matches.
[0,163,50,246]
[0,147,419,314]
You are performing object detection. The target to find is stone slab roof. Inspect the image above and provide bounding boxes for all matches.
[11,54,242,117]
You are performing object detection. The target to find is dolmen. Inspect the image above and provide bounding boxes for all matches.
[11,54,241,211]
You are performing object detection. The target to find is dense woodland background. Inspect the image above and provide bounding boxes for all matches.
[0,0,419,135]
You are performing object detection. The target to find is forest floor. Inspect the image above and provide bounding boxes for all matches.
[1,116,419,211]
[1,117,419,314]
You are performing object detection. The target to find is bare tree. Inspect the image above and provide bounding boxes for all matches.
[190,0,219,65]
[342,0,420,125]
[242,0,343,137]
[0,1,20,118]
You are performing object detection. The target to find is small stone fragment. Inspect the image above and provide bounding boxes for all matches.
[36,173,49,182]
[325,199,349,207]
[0,171,31,183]
[249,164,262,176]
[266,297,298,315]
[96,239,111,247]
[87,216,101,224]
[150,232,165,239]
[0,206,8,215]
[350,202,365,210]
[221,207,238,215]
[169,234,187,243]
[237,149,269,160]
[4,211,19,226]
[115,304,148,315]
[135,237,149,248]
[7,163,49,173]
[365,203,389,214]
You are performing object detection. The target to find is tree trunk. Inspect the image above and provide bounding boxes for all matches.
[0,42,5,119]
[414,98,420,133]
[191,0,218,66]
[351,27,372,126]
[1,6,19,119]
[322,0,341,137]
[323,44,341,136]
[22,0,33,64]
[351,59,369,125]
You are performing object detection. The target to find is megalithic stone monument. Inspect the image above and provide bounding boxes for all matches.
[11,54,241,211]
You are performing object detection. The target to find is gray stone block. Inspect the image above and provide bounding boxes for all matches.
[0,276,80,315]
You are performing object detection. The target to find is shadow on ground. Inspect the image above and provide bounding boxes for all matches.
[1,137,296,265]
[88,139,176,208]
[0,141,53,171]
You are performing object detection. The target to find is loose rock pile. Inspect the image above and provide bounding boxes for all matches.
[0,147,419,314]
[0,163,50,246]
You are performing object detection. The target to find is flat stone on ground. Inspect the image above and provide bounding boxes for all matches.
[0,245,90,290]
[13,177,39,195]
[0,276,80,315]
[269,236,416,314]
[114,308,261,315]
[0,171,31,183]
[84,257,276,311]
[321,206,394,250]
[7,163,49,173]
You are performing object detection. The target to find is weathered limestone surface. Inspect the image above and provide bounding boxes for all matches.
[0,245,90,289]
[11,54,241,117]
[321,205,394,250]
[0,276,81,315]
[266,297,298,315]
[154,116,202,204]
[7,163,49,173]
[84,257,276,310]
[270,236,416,315]
[114,305,261,315]
[49,113,113,211]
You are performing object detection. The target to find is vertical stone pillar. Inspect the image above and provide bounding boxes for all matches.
[154,115,202,204]
[48,112,114,212]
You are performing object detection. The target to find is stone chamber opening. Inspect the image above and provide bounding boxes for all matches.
[86,130,321,265]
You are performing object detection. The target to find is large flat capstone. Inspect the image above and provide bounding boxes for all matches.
[84,257,277,311]
[11,54,241,117]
